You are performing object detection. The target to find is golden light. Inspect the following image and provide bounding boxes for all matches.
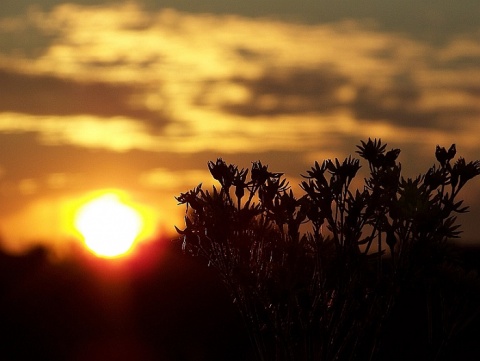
[74,192,144,258]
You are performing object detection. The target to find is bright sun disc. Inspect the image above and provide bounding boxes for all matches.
[74,193,143,258]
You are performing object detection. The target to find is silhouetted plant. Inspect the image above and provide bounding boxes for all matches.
[175,139,480,361]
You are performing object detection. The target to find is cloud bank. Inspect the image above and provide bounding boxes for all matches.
[0,3,477,156]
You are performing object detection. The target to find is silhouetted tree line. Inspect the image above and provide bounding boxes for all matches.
[0,241,250,361]
[176,139,480,361]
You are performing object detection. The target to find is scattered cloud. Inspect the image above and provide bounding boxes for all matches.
[204,68,349,116]
[0,3,477,156]
[0,3,479,250]
[0,16,477,174]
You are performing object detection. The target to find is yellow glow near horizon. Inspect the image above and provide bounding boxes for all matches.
[74,191,147,258]
[0,189,164,257]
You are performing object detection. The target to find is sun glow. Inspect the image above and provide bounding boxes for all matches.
[74,192,145,258]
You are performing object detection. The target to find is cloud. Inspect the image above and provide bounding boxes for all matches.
[0,113,160,152]
[0,2,477,253]
[198,68,349,116]
[0,69,169,128]
[0,3,477,157]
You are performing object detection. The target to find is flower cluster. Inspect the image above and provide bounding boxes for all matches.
[175,139,479,361]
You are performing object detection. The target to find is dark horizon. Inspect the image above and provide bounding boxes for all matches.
[1,233,479,360]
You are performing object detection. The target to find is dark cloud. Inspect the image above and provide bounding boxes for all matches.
[234,47,263,62]
[440,55,480,71]
[352,82,480,130]
[461,83,480,98]
[1,0,478,47]
[202,65,479,132]
[0,69,169,128]
[352,82,438,127]
[0,26,56,59]
[0,0,118,16]
[202,68,348,116]
[141,0,479,43]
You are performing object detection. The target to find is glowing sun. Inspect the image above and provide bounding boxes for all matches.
[74,193,144,258]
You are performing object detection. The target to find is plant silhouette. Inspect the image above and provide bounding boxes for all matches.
[176,139,480,361]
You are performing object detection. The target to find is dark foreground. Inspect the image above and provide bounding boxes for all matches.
[0,237,479,361]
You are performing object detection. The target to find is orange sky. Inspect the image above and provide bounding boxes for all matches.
[0,2,479,255]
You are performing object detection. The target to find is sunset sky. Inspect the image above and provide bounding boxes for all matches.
[0,0,479,255]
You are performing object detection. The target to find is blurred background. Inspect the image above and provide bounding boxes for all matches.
[0,1,479,359]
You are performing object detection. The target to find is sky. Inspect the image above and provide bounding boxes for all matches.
[0,0,479,255]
